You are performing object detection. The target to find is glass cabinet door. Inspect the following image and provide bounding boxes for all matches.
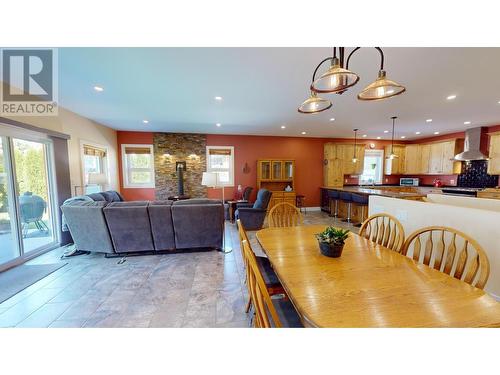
[272,161,282,180]
[260,161,271,180]
[284,161,293,180]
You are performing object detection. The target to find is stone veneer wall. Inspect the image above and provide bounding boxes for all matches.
[153,133,207,200]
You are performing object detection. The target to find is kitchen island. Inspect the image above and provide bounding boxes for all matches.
[320,186,428,223]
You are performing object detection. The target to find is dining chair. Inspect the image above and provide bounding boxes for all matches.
[236,219,285,313]
[401,226,490,289]
[359,213,405,253]
[267,202,303,228]
[241,239,302,328]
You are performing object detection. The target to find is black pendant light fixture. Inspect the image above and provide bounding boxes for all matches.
[387,116,399,160]
[352,128,359,163]
[298,47,406,113]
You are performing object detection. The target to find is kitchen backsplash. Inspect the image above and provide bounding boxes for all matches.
[457,160,498,188]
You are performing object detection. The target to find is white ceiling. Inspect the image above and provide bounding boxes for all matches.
[58,47,500,140]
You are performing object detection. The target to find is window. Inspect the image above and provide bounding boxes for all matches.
[82,143,107,194]
[360,149,384,185]
[122,144,155,188]
[206,146,234,186]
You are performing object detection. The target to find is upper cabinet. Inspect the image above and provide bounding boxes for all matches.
[487,133,500,175]
[384,145,406,175]
[323,143,365,187]
[257,159,295,191]
[403,139,462,175]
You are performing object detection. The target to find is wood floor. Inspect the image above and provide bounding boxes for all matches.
[0,211,354,328]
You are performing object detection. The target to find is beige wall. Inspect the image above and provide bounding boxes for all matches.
[2,107,119,195]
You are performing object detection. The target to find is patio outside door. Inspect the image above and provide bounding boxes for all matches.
[0,130,58,270]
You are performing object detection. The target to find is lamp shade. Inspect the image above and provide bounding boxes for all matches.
[298,92,332,114]
[358,70,406,101]
[311,58,360,94]
[201,171,218,187]
[87,173,108,185]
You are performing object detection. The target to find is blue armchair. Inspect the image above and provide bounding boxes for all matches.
[235,188,272,230]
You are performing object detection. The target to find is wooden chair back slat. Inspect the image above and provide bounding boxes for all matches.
[359,213,405,253]
[268,202,303,228]
[241,239,283,328]
[402,226,490,289]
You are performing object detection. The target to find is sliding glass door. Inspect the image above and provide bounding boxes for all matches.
[0,137,20,265]
[0,129,57,269]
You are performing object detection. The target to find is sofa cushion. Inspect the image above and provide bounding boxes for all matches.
[61,201,114,253]
[87,193,106,201]
[100,190,124,202]
[148,201,176,251]
[171,203,224,249]
[103,202,154,252]
[173,198,222,206]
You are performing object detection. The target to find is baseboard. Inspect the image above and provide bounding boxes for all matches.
[489,291,500,301]
[304,206,321,212]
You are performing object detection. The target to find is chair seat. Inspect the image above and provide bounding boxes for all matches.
[272,298,303,328]
[256,256,281,287]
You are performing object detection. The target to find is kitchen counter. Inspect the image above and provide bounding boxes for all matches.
[321,186,427,199]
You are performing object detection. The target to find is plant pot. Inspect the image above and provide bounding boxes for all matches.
[318,241,344,258]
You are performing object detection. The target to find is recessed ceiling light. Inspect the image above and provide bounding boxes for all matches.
[434,131,440,135]
[142,120,149,124]
[214,96,223,101]
[426,119,433,123]
[446,95,457,100]
[415,131,421,135]
[464,121,471,125]
[400,136,406,139]
[281,125,286,129]
[383,130,389,133]
[216,123,221,127]
[376,136,381,140]
[93,85,104,92]
[498,100,500,104]
[329,118,335,122]
[301,131,307,135]
[362,134,367,138]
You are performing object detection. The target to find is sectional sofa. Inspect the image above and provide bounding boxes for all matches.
[61,191,224,255]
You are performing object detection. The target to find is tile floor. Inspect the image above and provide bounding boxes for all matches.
[0,210,356,328]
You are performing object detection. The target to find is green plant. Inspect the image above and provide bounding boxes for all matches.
[316,226,350,246]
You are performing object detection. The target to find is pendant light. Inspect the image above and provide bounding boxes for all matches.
[311,48,359,94]
[297,91,332,114]
[352,128,359,163]
[387,116,399,160]
[299,47,406,114]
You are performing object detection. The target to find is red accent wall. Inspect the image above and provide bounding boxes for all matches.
[117,131,156,201]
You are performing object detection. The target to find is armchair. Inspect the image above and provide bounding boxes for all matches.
[235,188,272,230]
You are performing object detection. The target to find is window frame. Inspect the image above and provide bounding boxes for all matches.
[360,149,384,185]
[121,144,155,189]
[80,140,109,194]
[206,145,235,187]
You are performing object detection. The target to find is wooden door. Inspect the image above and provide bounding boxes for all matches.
[488,134,500,174]
[419,144,430,174]
[355,145,366,174]
[283,160,294,180]
[404,145,419,174]
[429,143,444,174]
[441,141,457,174]
[259,160,271,180]
[271,161,282,180]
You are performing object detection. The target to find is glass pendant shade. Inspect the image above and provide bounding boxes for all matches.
[311,58,360,94]
[297,92,332,114]
[387,152,398,160]
[352,157,358,163]
[358,70,406,101]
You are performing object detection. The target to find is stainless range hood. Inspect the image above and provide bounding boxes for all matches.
[453,127,489,161]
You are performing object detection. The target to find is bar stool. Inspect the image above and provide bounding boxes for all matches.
[327,190,340,217]
[351,193,369,227]
[339,192,353,223]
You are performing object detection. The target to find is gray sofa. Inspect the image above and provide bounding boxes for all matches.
[61,193,224,255]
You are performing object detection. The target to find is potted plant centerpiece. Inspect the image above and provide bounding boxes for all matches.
[315,226,350,258]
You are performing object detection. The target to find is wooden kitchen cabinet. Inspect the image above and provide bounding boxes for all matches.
[323,143,365,187]
[428,140,462,175]
[257,159,296,208]
[419,144,431,173]
[404,144,420,174]
[384,145,406,175]
[487,133,500,175]
[341,144,365,175]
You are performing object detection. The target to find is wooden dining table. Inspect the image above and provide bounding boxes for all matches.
[256,225,500,327]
